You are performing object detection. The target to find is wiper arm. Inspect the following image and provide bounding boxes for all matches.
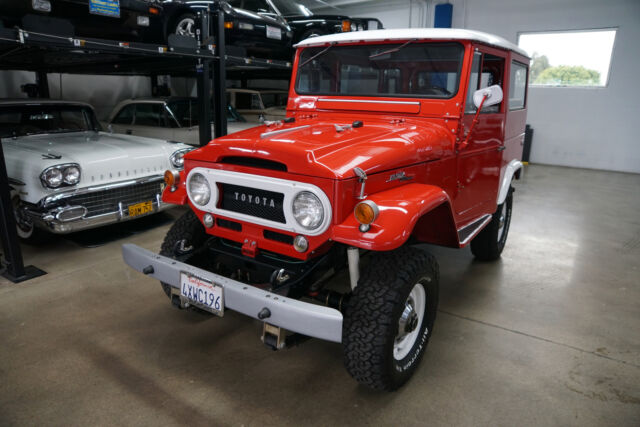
[369,39,417,59]
[300,43,334,67]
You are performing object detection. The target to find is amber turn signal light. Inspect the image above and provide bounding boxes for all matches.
[148,7,159,14]
[341,20,352,32]
[164,169,180,188]
[354,200,379,225]
[224,21,234,29]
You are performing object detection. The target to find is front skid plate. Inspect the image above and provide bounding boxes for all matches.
[121,244,343,343]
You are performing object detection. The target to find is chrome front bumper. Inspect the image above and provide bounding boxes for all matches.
[121,244,344,343]
[28,198,170,234]
[27,176,168,234]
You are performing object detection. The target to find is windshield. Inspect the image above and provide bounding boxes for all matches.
[295,42,465,99]
[261,92,288,108]
[0,104,100,138]
[270,0,313,16]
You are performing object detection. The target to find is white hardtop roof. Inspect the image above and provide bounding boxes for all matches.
[295,28,529,58]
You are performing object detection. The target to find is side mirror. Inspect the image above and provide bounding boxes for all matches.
[473,84,503,109]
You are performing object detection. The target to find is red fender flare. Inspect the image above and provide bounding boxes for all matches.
[331,183,453,251]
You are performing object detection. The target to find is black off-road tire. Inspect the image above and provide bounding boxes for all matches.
[159,210,208,298]
[471,186,514,261]
[343,246,439,391]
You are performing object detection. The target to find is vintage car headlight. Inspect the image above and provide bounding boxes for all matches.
[41,164,81,189]
[170,148,193,169]
[188,173,211,206]
[63,165,81,185]
[292,191,324,230]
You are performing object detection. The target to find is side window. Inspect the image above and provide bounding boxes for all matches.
[235,93,262,110]
[251,94,262,109]
[465,52,505,114]
[238,0,269,12]
[112,104,135,124]
[465,52,482,113]
[509,61,528,110]
[133,103,162,126]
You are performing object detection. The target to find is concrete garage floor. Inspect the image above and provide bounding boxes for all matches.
[1,164,639,426]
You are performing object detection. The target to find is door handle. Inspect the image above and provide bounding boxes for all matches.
[126,129,132,135]
[497,146,506,152]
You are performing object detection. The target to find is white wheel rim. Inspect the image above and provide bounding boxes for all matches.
[12,196,33,239]
[176,18,195,37]
[394,281,427,361]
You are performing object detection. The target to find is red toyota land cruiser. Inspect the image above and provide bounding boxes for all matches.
[123,28,530,391]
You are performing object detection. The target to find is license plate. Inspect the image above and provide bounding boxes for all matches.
[89,0,120,18]
[266,25,281,40]
[180,272,224,316]
[128,201,153,217]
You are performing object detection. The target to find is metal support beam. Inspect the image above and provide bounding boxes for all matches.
[196,11,212,147]
[212,3,227,138]
[0,141,46,283]
[35,70,49,98]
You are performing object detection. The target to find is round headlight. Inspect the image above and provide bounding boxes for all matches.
[170,148,192,169]
[188,173,211,206]
[63,165,80,185]
[42,167,63,188]
[292,191,324,230]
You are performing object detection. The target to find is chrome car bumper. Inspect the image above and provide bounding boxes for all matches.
[27,176,169,234]
[121,244,344,343]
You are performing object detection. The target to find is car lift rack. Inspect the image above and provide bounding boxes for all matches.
[0,5,292,282]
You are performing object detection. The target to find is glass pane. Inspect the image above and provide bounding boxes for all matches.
[296,42,464,99]
[0,105,94,138]
[465,52,481,114]
[518,29,616,87]
[509,61,528,110]
[112,104,135,125]
[133,104,162,126]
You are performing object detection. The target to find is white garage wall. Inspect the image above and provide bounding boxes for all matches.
[313,0,639,173]
[449,0,639,173]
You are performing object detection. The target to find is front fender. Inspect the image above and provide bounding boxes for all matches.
[162,181,188,205]
[331,183,451,251]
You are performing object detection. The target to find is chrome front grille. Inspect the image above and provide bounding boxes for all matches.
[63,180,163,217]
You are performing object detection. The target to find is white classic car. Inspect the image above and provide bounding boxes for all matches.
[226,88,288,123]
[1,99,193,240]
[106,97,257,145]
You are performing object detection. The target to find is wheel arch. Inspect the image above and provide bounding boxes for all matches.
[331,183,459,251]
[498,159,522,205]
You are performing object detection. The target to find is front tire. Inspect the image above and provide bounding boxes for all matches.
[343,246,439,391]
[159,210,208,298]
[470,186,513,261]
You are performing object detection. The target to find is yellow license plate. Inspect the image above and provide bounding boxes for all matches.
[128,201,153,217]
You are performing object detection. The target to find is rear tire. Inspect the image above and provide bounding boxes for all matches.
[343,246,439,391]
[159,210,208,298]
[471,186,513,261]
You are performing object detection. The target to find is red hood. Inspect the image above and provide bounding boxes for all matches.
[185,117,455,180]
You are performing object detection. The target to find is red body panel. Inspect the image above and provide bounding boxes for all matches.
[167,37,529,259]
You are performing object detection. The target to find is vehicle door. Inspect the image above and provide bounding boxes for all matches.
[130,103,166,139]
[455,47,507,222]
[234,91,265,122]
[109,104,135,135]
[165,99,198,145]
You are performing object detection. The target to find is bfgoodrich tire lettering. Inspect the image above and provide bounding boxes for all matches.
[343,246,439,391]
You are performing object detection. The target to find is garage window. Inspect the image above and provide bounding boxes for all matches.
[518,29,616,87]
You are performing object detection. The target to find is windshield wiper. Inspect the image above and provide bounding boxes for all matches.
[300,43,334,67]
[369,39,417,59]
